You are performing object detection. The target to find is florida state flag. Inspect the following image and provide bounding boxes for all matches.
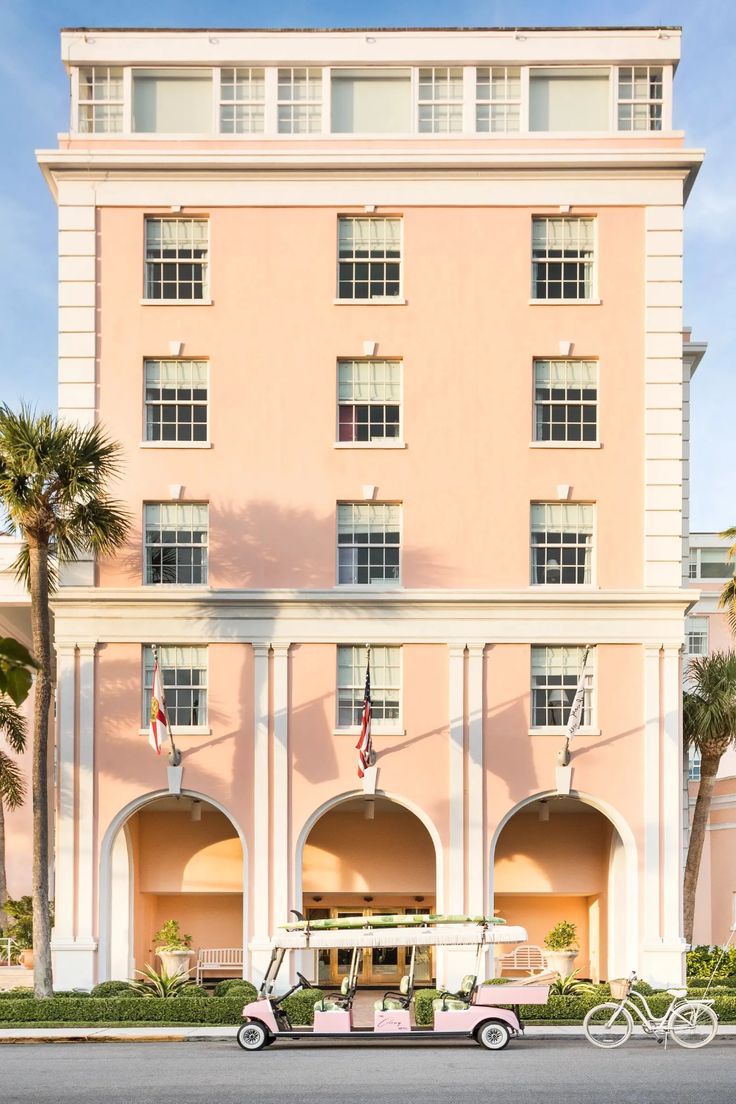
[149,654,171,755]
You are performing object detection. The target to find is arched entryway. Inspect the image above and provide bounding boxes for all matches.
[99,790,247,982]
[296,792,441,987]
[489,793,637,982]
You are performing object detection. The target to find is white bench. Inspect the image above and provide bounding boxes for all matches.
[195,948,244,985]
[494,944,547,977]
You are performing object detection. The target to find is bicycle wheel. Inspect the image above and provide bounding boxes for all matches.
[583,1002,634,1048]
[669,1003,718,1049]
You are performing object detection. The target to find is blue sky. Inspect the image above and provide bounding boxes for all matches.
[0,0,732,529]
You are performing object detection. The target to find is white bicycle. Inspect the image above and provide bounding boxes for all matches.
[583,972,718,1049]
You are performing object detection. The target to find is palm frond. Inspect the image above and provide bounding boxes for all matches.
[0,698,27,754]
[683,651,736,757]
[0,748,26,809]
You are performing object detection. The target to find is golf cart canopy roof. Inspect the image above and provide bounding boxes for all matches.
[272,924,528,950]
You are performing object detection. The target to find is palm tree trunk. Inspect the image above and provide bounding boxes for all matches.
[0,799,7,932]
[683,752,721,945]
[28,539,53,997]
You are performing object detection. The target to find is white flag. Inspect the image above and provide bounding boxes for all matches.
[149,656,171,755]
[565,647,590,742]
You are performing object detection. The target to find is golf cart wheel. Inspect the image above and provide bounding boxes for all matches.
[236,1021,269,1051]
[477,1020,511,1051]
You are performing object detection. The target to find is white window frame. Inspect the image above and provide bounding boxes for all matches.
[218,67,266,134]
[529,645,598,735]
[143,217,210,304]
[531,216,598,304]
[336,502,402,587]
[417,67,464,134]
[687,547,735,581]
[687,750,701,783]
[76,65,124,134]
[475,66,522,134]
[143,502,209,586]
[335,359,403,447]
[277,67,323,134]
[335,644,403,735]
[141,645,209,734]
[685,617,709,657]
[336,216,404,304]
[143,359,209,445]
[532,359,599,446]
[530,502,595,586]
[616,65,664,132]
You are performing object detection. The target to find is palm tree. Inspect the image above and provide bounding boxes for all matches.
[683,651,736,944]
[0,698,27,933]
[717,527,736,634]
[0,407,130,996]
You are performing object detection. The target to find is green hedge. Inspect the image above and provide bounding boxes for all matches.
[282,988,323,1026]
[414,988,736,1027]
[0,997,246,1025]
[213,980,258,1002]
[687,946,736,979]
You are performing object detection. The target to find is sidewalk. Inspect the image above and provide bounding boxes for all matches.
[1,1024,735,1043]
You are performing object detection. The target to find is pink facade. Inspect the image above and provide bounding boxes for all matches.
[8,26,714,991]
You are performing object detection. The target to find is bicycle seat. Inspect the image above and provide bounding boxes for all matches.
[666,988,687,998]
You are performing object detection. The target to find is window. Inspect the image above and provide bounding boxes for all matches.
[142,645,207,728]
[337,503,401,585]
[78,67,123,133]
[617,67,663,131]
[532,217,595,301]
[689,547,735,580]
[476,67,520,132]
[337,359,401,443]
[337,645,400,728]
[278,68,322,133]
[529,68,610,131]
[531,503,594,584]
[531,645,593,729]
[332,68,411,133]
[688,752,701,783]
[220,67,265,133]
[534,359,598,442]
[132,69,213,133]
[144,218,209,301]
[144,503,208,585]
[686,617,709,656]
[418,67,463,133]
[144,359,208,443]
[337,217,402,301]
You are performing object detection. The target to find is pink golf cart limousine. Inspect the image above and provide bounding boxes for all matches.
[236,914,553,1051]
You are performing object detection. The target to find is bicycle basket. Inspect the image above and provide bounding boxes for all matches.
[609,978,631,999]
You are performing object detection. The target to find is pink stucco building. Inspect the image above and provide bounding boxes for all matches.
[4,25,716,990]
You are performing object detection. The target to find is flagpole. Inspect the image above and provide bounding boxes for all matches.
[152,644,181,766]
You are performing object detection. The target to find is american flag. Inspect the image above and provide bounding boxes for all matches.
[355,652,372,779]
[149,649,172,755]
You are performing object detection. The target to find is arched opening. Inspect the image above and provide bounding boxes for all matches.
[490,794,635,982]
[298,793,439,988]
[101,791,247,982]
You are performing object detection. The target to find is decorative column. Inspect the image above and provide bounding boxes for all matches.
[74,643,98,986]
[444,643,474,989]
[466,644,485,917]
[642,646,661,948]
[50,644,78,988]
[249,643,272,985]
[272,643,290,933]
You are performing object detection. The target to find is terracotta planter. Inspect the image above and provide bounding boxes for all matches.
[156,948,192,976]
[19,949,34,970]
[545,949,578,976]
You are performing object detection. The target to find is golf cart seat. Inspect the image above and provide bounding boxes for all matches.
[315,975,356,1012]
[374,973,414,1012]
[433,974,478,1012]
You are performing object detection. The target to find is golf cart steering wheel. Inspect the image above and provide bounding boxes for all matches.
[296,972,312,989]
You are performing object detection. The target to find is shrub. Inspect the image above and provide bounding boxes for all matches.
[414,988,443,1027]
[152,919,192,951]
[0,988,36,1000]
[282,988,323,1026]
[544,921,579,952]
[90,981,140,999]
[125,964,203,999]
[0,997,246,1025]
[52,990,91,998]
[214,978,257,1000]
[687,945,736,979]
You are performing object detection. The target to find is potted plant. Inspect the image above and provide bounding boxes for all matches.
[543,920,579,976]
[152,919,193,977]
[4,896,34,969]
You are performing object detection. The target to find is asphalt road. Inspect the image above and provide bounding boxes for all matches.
[2,1038,735,1104]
